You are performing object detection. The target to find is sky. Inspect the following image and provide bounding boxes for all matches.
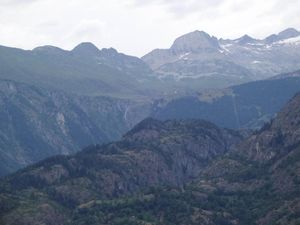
[0,0,299,57]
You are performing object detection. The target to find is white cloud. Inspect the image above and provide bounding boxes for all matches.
[0,0,299,56]
[0,0,38,6]
[132,0,224,17]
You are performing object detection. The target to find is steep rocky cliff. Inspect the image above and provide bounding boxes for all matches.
[200,92,300,225]
[0,79,151,176]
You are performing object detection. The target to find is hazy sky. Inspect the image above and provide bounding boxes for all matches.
[0,0,299,56]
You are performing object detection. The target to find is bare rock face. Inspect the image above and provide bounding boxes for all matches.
[72,42,101,56]
[236,93,300,162]
[170,30,220,53]
[265,28,300,43]
[200,93,300,225]
[142,28,300,83]
[0,79,151,176]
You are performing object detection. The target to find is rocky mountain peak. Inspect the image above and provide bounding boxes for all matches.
[100,47,119,57]
[72,42,100,56]
[170,30,220,52]
[32,45,66,55]
[235,34,258,45]
[142,28,300,82]
[278,28,300,39]
[265,28,300,43]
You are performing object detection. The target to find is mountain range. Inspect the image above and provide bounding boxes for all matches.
[0,91,299,225]
[1,28,300,97]
[0,28,300,175]
[0,27,300,225]
[142,28,300,89]
[1,70,300,177]
[0,43,159,98]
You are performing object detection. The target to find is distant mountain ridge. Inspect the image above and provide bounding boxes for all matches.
[1,28,300,97]
[152,72,300,129]
[265,28,300,43]
[0,42,159,98]
[142,28,300,85]
[1,27,299,97]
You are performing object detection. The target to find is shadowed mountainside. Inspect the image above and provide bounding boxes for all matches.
[1,93,299,225]
[0,118,245,225]
[152,73,300,129]
[0,79,152,177]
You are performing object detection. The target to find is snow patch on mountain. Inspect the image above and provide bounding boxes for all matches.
[142,28,300,82]
[276,36,300,45]
[220,44,233,53]
[178,52,191,60]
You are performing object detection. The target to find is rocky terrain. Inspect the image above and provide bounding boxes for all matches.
[143,28,300,89]
[198,92,300,225]
[1,70,300,177]
[0,92,299,225]
[1,28,300,99]
[0,27,299,225]
[0,79,152,176]
[0,117,245,225]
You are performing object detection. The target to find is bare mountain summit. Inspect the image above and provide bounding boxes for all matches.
[142,28,300,85]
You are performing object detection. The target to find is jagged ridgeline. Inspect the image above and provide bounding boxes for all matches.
[142,28,300,84]
[0,93,299,225]
[1,28,300,98]
[0,43,162,98]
